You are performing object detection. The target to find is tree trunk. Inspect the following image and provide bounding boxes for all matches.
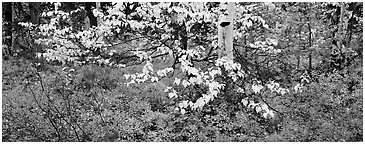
[11,2,16,56]
[85,2,97,28]
[307,3,312,77]
[3,3,12,57]
[28,2,40,57]
[297,54,300,69]
[225,2,234,60]
[96,2,101,26]
[297,27,302,69]
[95,2,104,42]
[218,14,224,58]
[54,2,60,12]
[218,2,234,60]
[29,2,40,24]
[346,3,360,48]
[337,2,345,50]
[347,15,354,47]
[308,23,312,77]
[84,16,90,30]
[243,35,247,58]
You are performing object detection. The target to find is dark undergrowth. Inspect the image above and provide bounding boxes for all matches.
[2,57,362,142]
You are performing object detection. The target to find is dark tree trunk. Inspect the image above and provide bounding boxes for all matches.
[3,2,12,54]
[85,2,97,27]
[11,2,16,55]
[28,2,40,24]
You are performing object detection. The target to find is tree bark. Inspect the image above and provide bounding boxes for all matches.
[308,23,312,77]
[337,2,345,50]
[218,14,224,58]
[95,2,105,42]
[96,2,101,26]
[225,2,234,60]
[306,3,312,77]
[85,2,97,27]
[54,2,60,12]
[84,16,90,30]
[28,2,41,57]
[346,2,360,47]
[218,2,234,60]
[11,2,16,55]
[3,3,12,57]
[29,2,40,24]
[297,54,300,69]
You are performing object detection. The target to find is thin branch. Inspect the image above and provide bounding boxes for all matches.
[28,85,61,141]
[33,68,83,141]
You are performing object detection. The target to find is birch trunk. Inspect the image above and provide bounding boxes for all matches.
[225,2,234,60]
[96,2,104,42]
[96,2,101,26]
[218,2,235,60]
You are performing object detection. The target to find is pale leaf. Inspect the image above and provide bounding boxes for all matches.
[261,104,269,112]
[242,99,248,106]
[182,100,188,108]
[182,80,190,87]
[164,87,172,92]
[124,74,130,80]
[252,84,264,94]
[268,110,275,118]
[174,78,181,85]
[255,106,262,113]
[263,112,269,119]
[181,109,186,115]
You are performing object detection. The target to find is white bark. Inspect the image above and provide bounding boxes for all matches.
[225,2,234,60]
[84,16,90,30]
[96,2,104,42]
[96,2,101,26]
[218,2,235,60]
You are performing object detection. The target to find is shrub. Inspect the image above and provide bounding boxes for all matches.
[3,56,362,142]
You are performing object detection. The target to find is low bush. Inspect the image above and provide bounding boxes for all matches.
[2,58,363,142]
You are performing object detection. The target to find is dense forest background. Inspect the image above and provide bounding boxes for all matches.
[2,2,363,142]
